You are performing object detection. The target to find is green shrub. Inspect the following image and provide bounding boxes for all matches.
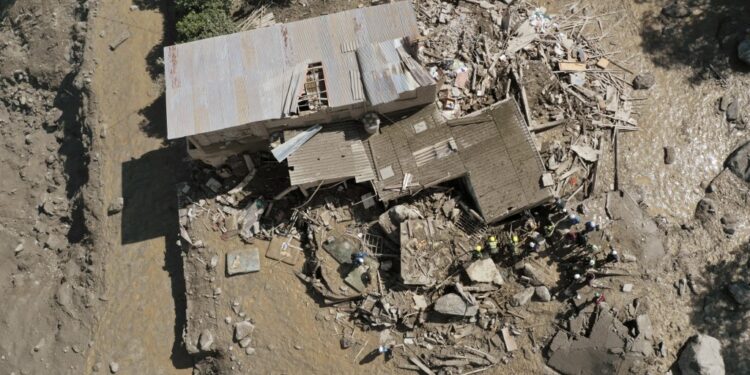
[175,0,232,16]
[176,6,236,42]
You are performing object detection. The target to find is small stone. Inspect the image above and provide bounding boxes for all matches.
[109,362,119,373]
[199,330,214,351]
[340,337,352,349]
[512,287,535,307]
[664,146,675,164]
[239,337,252,348]
[33,338,45,352]
[633,73,655,90]
[726,100,739,122]
[107,197,124,215]
[535,286,551,302]
[129,5,139,11]
[245,347,256,355]
[14,242,24,254]
[234,321,255,341]
[294,344,302,350]
[622,283,634,293]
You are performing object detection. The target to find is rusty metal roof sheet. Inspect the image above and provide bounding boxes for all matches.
[165,2,421,139]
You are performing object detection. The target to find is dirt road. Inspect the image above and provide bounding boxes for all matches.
[82,1,191,373]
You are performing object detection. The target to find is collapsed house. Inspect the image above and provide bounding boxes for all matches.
[286,98,552,223]
[164,2,436,166]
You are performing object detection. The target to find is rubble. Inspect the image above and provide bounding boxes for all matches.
[677,334,725,375]
[170,3,670,374]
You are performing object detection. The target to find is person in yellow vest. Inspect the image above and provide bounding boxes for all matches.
[487,236,499,255]
[473,244,484,259]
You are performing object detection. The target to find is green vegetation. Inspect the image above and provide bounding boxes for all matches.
[175,0,235,42]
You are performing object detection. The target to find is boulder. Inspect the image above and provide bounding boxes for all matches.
[465,259,503,285]
[433,293,478,317]
[677,334,725,375]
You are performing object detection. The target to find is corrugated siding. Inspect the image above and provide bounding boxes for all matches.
[366,99,551,223]
[166,1,421,139]
[286,122,375,186]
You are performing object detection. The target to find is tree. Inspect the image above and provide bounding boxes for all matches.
[176,7,236,42]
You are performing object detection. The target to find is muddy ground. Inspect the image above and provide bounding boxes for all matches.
[0,0,748,374]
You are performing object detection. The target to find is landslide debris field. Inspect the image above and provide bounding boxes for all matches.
[1,0,749,375]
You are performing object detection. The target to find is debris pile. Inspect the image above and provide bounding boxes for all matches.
[174,3,668,375]
[416,2,649,199]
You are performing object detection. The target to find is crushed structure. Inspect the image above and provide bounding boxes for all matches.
[169,2,675,375]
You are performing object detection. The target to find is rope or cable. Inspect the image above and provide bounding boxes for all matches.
[292,180,324,210]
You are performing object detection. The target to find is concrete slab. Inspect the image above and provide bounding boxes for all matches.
[226,247,261,275]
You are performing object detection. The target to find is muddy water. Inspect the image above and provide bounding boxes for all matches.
[621,66,749,220]
[543,0,750,220]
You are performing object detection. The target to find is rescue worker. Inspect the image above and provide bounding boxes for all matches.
[608,249,620,263]
[593,292,606,306]
[543,223,556,238]
[473,244,484,259]
[353,251,367,266]
[584,220,598,233]
[568,213,581,225]
[487,236,499,255]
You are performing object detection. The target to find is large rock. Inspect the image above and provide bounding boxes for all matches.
[433,293,478,317]
[465,259,503,285]
[677,334,725,375]
[725,142,750,183]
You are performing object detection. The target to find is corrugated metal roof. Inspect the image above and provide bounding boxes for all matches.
[365,99,552,223]
[285,122,375,186]
[449,98,553,222]
[165,2,422,139]
[357,39,431,106]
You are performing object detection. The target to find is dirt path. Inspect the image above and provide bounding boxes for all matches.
[82,1,191,373]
